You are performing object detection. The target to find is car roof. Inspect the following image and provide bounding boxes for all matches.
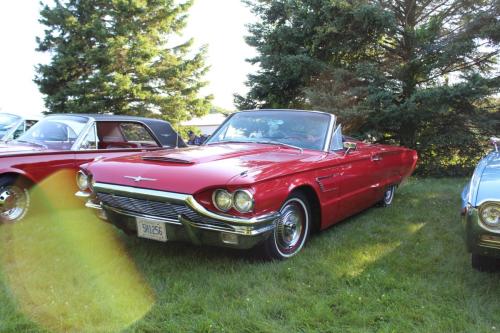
[47,113,169,125]
[0,113,42,120]
[46,113,186,148]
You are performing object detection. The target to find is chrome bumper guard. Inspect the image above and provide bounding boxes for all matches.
[81,182,279,238]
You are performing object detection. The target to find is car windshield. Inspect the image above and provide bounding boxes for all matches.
[16,115,89,150]
[0,114,21,138]
[206,111,332,151]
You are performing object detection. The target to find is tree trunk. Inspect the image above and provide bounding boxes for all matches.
[399,120,417,148]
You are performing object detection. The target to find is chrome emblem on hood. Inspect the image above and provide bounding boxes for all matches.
[124,176,157,182]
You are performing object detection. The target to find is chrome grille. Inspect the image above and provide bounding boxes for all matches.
[97,192,232,230]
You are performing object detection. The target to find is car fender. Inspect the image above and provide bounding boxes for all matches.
[251,173,322,217]
[0,167,36,183]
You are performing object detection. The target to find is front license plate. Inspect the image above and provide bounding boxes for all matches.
[136,218,167,242]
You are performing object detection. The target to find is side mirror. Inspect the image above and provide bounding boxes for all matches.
[491,137,499,152]
[343,142,357,155]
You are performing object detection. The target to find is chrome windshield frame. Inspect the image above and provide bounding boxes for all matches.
[205,109,336,153]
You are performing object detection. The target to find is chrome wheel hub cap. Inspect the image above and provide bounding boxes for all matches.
[276,202,304,251]
[0,186,29,222]
[384,190,391,201]
[384,186,395,204]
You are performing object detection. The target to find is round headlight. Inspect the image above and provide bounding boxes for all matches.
[76,171,90,191]
[479,202,500,228]
[213,189,232,212]
[233,190,254,213]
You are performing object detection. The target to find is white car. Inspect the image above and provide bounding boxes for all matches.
[0,113,40,142]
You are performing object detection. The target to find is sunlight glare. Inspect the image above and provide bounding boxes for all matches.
[0,170,154,332]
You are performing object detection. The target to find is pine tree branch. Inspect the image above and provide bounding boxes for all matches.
[416,50,499,84]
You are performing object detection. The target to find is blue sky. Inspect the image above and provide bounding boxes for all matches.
[0,0,257,117]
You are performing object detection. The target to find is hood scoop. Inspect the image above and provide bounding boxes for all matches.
[141,155,194,164]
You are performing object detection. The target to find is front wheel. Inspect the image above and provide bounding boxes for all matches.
[0,176,31,223]
[262,193,311,260]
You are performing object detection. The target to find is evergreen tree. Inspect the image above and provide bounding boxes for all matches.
[240,0,499,175]
[35,0,212,124]
[235,0,391,109]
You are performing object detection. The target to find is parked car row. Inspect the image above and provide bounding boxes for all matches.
[0,110,498,266]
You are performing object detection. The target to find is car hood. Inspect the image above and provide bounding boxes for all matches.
[0,142,46,156]
[475,151,500,205]
[86,143,327,194]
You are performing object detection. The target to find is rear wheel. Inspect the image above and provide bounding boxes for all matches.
[0,176,31,223]
[262,193,311,260]
[379,185,396,207]
[471,253,499,272]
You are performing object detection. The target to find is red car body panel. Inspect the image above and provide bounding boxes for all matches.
[0,145,162,185]
[84,141,417,230]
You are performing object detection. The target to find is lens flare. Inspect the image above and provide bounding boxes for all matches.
[0,170,154,332]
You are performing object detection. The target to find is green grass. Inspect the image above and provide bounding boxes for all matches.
[1,178,500,332]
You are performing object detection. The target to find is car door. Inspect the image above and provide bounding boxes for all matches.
[73,121,163,167]
[317,125,380,224]
[367,145,408,200]
[336,144,380,220]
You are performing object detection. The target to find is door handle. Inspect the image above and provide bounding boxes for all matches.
[371,155,383,161]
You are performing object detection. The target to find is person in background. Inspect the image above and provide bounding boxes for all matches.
[187,130,203,145]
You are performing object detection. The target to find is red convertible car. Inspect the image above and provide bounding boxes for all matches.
[77,110,417,259]
[0,114,185,223]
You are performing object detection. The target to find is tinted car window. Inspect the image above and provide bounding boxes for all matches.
[120,123,157,144]
[95,122,160,149]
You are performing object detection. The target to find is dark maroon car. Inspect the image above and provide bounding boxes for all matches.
[0,114,185,223]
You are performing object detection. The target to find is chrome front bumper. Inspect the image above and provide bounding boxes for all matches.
[79,183,280,249]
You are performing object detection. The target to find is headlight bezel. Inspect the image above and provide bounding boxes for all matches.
[233,189,254,213]
[211,188,254,213]
[76,170,92,192]
[212,189,233,212]
[479,201,500,229]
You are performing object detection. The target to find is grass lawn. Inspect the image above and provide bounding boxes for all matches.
[1,178,499,332]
